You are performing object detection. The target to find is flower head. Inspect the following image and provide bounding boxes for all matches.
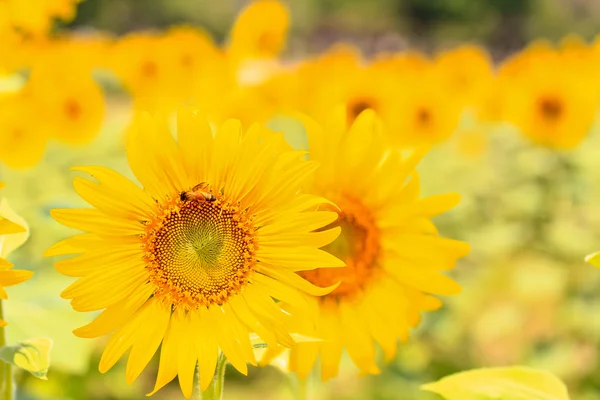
[46,109,344,397]
[262,109,469,379]
[500,46,596,149]
[228,0,290,62]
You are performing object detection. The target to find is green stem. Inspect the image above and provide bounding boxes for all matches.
[296,377,308,400]
[0,301,13,400]
[192,353,227,400]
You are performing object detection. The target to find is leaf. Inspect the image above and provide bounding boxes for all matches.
[5,271,97,374]
[0,337,53,379]
[585,251,600,268]
[421,366,570,400]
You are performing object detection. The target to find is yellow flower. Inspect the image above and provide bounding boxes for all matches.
[0,182,33,326]
[392,66,464,147]
[287,45,405,137]
[434,45,495,114]
[46,110,344,397]
[25,65,106,145]
[110,28,223,116]
[263,110,469,379]
[500,47,596,149]
[1,0,83,36]
[228,0,290,63]
[0,92,47,169]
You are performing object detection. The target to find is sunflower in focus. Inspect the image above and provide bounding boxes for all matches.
[46,109,345,397]
[262,109,469,379]
[500,48,597,149]
[0,183,33,326]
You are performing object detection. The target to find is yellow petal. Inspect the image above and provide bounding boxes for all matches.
[256,265,339,295]
[0,269,33,287]
[99,297,161,373]
[74,282,153,338]
[126,300,170,383]
[50,209,144,236]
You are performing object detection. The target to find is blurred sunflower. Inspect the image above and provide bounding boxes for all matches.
[228,0,289,63]
[0,92,47,169]
[0,183,33,326]
[500,48,596,149]
[109,32,178,113]
[25,65,106,145]
[434,45,495,115]
[393,66,464,147]
[1,0,83,36]
[46,109,344,397]
[262,109,469,379]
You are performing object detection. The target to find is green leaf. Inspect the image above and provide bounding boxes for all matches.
[421,366,570,400]
[585,251,600,268]
[0,337,53,379]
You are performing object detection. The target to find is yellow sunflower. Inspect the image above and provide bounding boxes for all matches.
[261,109,469,379]
[500,47,596,149]
[46,109,344,397]
[227,0,289,63]
[25,65,106,145]
[434,45,495,115]
[2,0,83,36]
[292,45,402,132]
[393,66,464,147]
[0,92,47,169]
[0,182,33,326]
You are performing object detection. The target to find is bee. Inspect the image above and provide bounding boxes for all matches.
[180,182,216,202]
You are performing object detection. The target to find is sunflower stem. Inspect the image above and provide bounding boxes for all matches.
[296,376,309,400]
[195,353,227,400]
[0,301,13,400]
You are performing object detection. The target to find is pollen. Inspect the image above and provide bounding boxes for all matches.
[301,195,380,301]
[142,195,258,309]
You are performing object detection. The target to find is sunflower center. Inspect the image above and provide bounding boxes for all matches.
[64,99,82,121]
[347,98,376,125]
[141,60,158,79]
[300,196,380,301]
[143,196,258,309]
[416,107,432,126]
[538,96,563,121]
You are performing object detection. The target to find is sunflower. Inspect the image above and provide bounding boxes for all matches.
[434,45,495,116]
[392,65,464,147]
[46,109,344,397]
[500,47,596,149]
[0,182,33,326]
[227,0,289,63]
[0,92,47,169]
[25,64,106,145]
[261,109,469,379]
[2,0,83,36]
[293,45,401,131]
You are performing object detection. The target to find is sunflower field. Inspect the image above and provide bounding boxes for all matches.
[0,1,599,399]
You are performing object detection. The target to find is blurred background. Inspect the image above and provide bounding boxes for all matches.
[2,0,600,399]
